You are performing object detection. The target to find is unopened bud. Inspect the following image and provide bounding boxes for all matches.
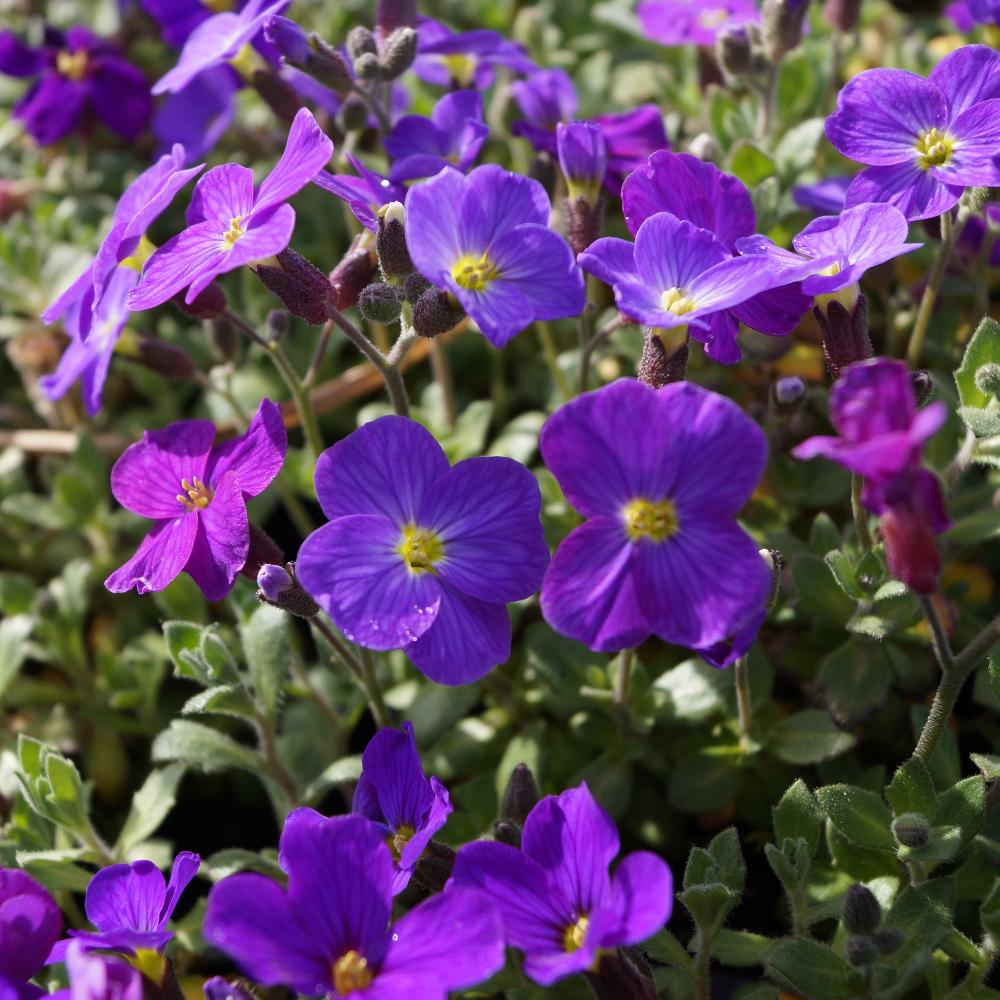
[814,295,872,379]
[358,282,402,324]
[242,525,285,582]
[881,507,941,595]
[494,820,522,847]
[823,0,861,30]
[378,27,418,80]
[688,132,720,162]
[133,337,196,379]
[377,203,414,280]
[376,0,419,37]
[347,26,378,61]
[266,310,290,341]
[412,288,465,338]
[354,52,380,80]
[208,315,238,360]
[306,34,353,95]
[203,978,257,1000]
[717,25,753,77]
[975,362,1000,399]
[256,563,292,602]
[412,840,456,893]
[911,370,934,407]
[761,0,810,62]
[403,271,431,303]
[637,330,688,388]
[891,812,930,848]
[330,235,378,310]
[846,936,879,967]
[174,282,226,320]
[874,927,904,955]
[256,561,320,618]
[770,375,807,413]
[337,95,370,134]
[255,249,331,325]
[249,68,302,125]
[842,884,882,936]
[500,763,538,827]
[585,950,657,1000]
[265,16,311,64]
[557,122,607,205]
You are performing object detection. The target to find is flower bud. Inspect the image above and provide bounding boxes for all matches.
[761,547,784,608]
[403,270,432,303]
[306,34,354,95]
[208,315,238,360]
[688,131,720,162]
[565,195,605,257]
[770,375,807,413]
[256,563,293,602]
[203,977,257,1000]
[256,561,320,618]
[823,0,861,30]
[255,249,332,325]
[975,362,1000,399]
[846,935,879,967]
[586,950,658,1000]
[173,282,226,320]
[353,52,380,81]
[243,524,285,582]
[266,310,290,341]
[249,68,302,125]
[557,122,607,205]
[376,202,415,280]
[378,27,418,80]
[265,16,311,64]
[346,26,378,61]
[494,820,522,848]
[813,294,872,379]
[358,282,403,324]
[881,506,941,594]
[499,763,538,827]
[412,287,465,338]
[891,812,930,848]
[842,883,882,936]
[637,330,688,388]
[376,0,419,37]
[761,0,811,62]
[716,25,753,77]
[330,235,378,310]
[337,95,370,134]
[132,337,196,380]
[412,840,456,893]
[911,370,934,407]
[874,927,904,955]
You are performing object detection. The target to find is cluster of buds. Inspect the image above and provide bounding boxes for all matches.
[715,0,810,85]
[841,884,904,968]
[346,24,418,84]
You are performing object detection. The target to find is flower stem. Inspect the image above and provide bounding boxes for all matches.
[358,648,392,730]
[429,337,457,428]
[614,648,635,708]
[253,710,299,810]
[268,341,325,458]
[734,655,753,751]
[692,930,712,1000]
[579,314,628,395]
[851,473,872,553]
[906,208,961,368]
[537,321,572,400]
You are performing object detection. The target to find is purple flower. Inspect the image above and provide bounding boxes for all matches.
[793,176,851,214]
[592,106,669,193]
[413,18,535,90]
[297,416,548,684]
[579,213,783,363]
[42,143,203,340]
[49,853,199,958]
[352,721,452,893]
[0,869,62,1000]
[0,27,151,145]
[384,90,489,182]
[152,66,240,165]
[957,203,1000,267]
[105,400,287,600]
[735,202,922,302]
[204,810,504,998]
[539,379,771,657]
[557,122,607,201]
[312,155,405,231]
[140,0,250,49]
[405,165,585,347]
[40,267,136,416]
[53,943,142,1000]
[826,44,1000,220]
[152,0,291,95]
[512,67,577,152]
[638,0,759,47]
[128,108,332,310]
[452,783,672,985]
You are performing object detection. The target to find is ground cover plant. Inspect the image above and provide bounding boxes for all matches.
[2,0,1000,997]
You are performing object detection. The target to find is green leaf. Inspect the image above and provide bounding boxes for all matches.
[981,880,1000,938]
[241,604,291,726]
[487,411,546,462]
[818,642,891,724]
[816,784,895,851]
[654,658,728,722]
[765,939,856,999]
[115,764,186,856]
[728,141,777,187]
[824,550,863,599]
[932,775,986,847]
[955,317,1000,433]
[201,848,284,883]
[769,710,856,765]
[302,755,363,803]
[182,684,257,720]
[712,928,774,967]
[678,882,740,937]
[886,759,938,818]
[706,827,746,893]
[163,621,209,683]
[0,613,34,699]
[969,752,1000,779]
[641,928,693,970]
[668,749,740,814]
[792,554,855,623]
[774,117,826,180]
[43,750,90,833]
[765,839,811,893]
[151,720,262,775]
[773,779,823,857]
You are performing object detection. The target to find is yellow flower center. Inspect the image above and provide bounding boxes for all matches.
[451,252,500,292]
[119,234,158,273]
[221,216,246,250]
[388,824,416,862]
[203,0,236,11]
[699,8,728,27]
[332,951,373,995]
[660,287,696,316]
[623,498,679,543]
[398,525,444,573]
[176,477,214,511]
[129,949,165,983]
[441,54,478,86]
[915,127,955,169]
[563,915,590,954]
[56,49,89,81]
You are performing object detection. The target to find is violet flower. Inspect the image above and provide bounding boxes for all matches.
[128,108,332,310]
[592,106,669,193]
[152,66,240,165]
[539,379,772,657]
[413,18,535,90]
[452,783,672,986]
[105,400,287,600]
[638,0,759,46]
[40,267,137,416]
[826,44,1000,220]
[405,165,585,347]
[312,155,405,231]
[0,27,151,145]
[151,0,291,95]
[384,90,489,182]
[792,176,851,214]
[52,943,142,1000]
[735,202,923,305]
[140,0,250,49]
[49,853,199,958]
[42,142,202,341]
[352,721,452,893]
[204,810,504,998]
[557,121,608,202]
[0,869,62,1000]
[579,212,783,363]
[297,416,548,684]
[511,67,577,153]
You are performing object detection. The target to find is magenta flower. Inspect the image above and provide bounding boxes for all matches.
[0,26,151,145]
[384,90,489,182]
[352,722,452,894]
[105,400,287,600]
[413,18,535,89]
[540,379,771,656]
[297,416,549,685]
[735,202,922,299]
[826,44,1000,220]
[452,783,672,986]
[0,869,61,1000]
[52,943,142,1000]
[313,154,405,231]
[49,853,199,959]
[638,0,758,46]
[204,810,504,998]
[128,109,332,311]
[405,165,585,347]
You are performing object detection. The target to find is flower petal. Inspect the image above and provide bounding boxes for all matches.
[578,237,639,287]
[927,43,1000,117]
[186,163,255,226]
[158,852,200,927]
[405,167,469,281]
[105,515,198,596]
[935,99,1000,187]
[461,164,550,248]
[602,851,673,946]
[84,861,165,935]
[254,108,334,217]
[182,472,249,602]
[206,398,287,497]
[633,213,729,290]
[844,162,961,222]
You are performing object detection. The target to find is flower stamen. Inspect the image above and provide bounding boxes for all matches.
[914,127,954,170]
[221,216,246,250]
[176,477,214,511]
[623,498,679,543]
[332,950,373,995]
[398,525,444,573]
[563,914,590,954]
[388,824,416,862]
[441,54,478,86]
[660,286,696,316]
[56,49,89,81]
[452,253,500,292]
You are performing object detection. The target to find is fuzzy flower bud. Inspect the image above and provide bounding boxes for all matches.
[975,362,1000,399]
[499,763,539,828]
[255,249,332,325]
[761,0,811,62]
[378,27,418,80]
[265,16,311,64]
[354,52,380,80]
[874,927,904,955]
[403,271,432,303]
[256,561,320,618]
[306,35,354,94]
[881,506,941,594]
[412,287,465,338]
[173,282,226,320]
[637,331,688,388]
[412,841,456,894]
[891,812,930,848]
[266,310,290,341]
[846,936,879,967]
[337,95,370,134]
[330,236,378,310]
[716,25,754,77]
[208,315,238,360]
[814,295,872,379]
[133,338,196,380]
[203,977,257,1000]
[257,563,293,602]
[346,26,378,61]
[358,282,403,324]
[823,0,862,30]
[842,884,882,936]
[376,202,415,280]
[911,370,934,407]
[771,375,807,413]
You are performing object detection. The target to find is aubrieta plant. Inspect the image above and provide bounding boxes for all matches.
[4,0,1000,998]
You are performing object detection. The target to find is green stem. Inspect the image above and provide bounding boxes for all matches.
[851,473,872,553]
[253,711,298,808]
[429,337,457,429]
[614,648,635,709]
[754,64,778,145]
[358,648,392,729]
[907,209,963,368]
[303,319,334,389]
[537,321,572,401]
[692,930,712,1000]
[579,314,628,395]
[790,886,808,937]
[734,655,753,751]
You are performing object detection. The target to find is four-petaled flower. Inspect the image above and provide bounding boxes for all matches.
[826,44,1000,220]
[413,18,535,90]
[204,809,504,999]
[406,165,585,346]
[353,721,452,894]
[453,783,673,985]
[540,379,772,658]
[297,415,549,684]
[105,400,287,600]
[128,108,332,311]
[637,0,759,47]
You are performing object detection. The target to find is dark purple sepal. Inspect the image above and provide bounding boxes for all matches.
[814,294,872,379]
[411,840,457,894]
[255,249,332,325]
[585,948,658,1000]
[329,236,378,311]
[637,330,688,388]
